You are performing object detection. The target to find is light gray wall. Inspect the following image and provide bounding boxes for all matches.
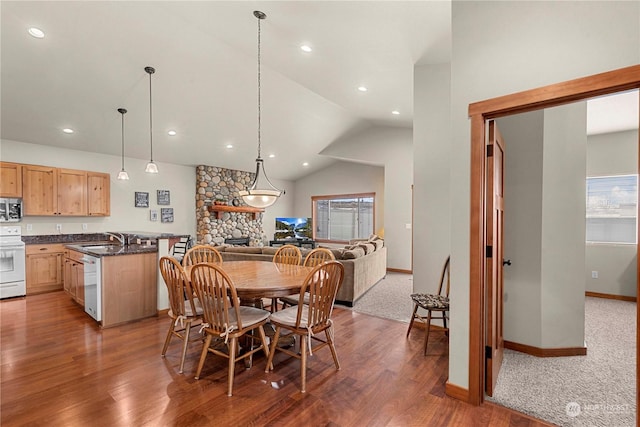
[315,126,413,270]
[585,129,638,297]
[540,103,587,348]
[499,111,545,347]
[413,63,451,299]
[443,0,639,388]
[0,139,293,240]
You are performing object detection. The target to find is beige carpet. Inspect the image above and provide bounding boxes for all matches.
[340,272,413,323]
[489,297,636,427]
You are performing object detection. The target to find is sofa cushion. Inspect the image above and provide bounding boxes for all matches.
[368,234,382,241]
[261,247,279,256]
[225,246,262,254]
[343,246,365,259]
[370,239,384,250]
[357,242,375,255]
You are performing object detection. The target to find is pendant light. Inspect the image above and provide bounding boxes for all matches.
[116,108,130,180]
[239,10,284,209]
[144,66,158,174]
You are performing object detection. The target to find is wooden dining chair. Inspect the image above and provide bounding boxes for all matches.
[190,263,271,397]
[280,247,335,308]
[406,256,450,355]
[266,260,345,393]
[159,256,203,373]
[181,244,223,267]
[269,244,302,312]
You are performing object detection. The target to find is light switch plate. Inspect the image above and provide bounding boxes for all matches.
[82,223,88,231]
[56,224,62,232]
[26,224,33,231]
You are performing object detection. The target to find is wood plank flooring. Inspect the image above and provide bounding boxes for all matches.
[1,291,554,426]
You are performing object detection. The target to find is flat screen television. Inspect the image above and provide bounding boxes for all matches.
[275,217,313,240]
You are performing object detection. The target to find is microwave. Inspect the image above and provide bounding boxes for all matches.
[0,198,22,222]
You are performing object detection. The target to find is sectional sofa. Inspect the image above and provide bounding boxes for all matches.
[213,238,387,306]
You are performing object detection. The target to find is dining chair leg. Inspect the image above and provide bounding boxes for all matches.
[257,325,272,370]
[195,334,212,379]
[161,322,174,357]
[406,303,419,338]
[265,326,281,372]
[424,310,433,356]
[325,328,341,370]
[300,334,307,393]
[227,337,238,397]
[179,320,191,373]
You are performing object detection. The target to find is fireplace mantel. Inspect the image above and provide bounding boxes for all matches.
[207,205,264,220]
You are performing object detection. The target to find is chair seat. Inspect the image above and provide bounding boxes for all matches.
[168,298,203,318]
[201,306,270,333]
[269,305,311,329]
[279,293,310,306]
[410,293,449,310]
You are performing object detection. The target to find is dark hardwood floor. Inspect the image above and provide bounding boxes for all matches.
[1,291,553,426]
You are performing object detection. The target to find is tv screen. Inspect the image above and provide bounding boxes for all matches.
[275,217,313,240]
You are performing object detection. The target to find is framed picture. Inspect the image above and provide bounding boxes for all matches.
[150,209,158,221]
[161,208,174,223]
[135,192,149,208]
[157,190,170,205]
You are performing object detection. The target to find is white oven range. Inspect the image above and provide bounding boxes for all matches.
[0,225,26,299]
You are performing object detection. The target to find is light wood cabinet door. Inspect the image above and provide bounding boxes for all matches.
[0,162,22,197]
[26,244,64,295]
[87,172,110,216]
[57,169,87,216]
[75,262,85,306]
[22,165,57,215]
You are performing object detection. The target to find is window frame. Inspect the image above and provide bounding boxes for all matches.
[585,173,638,245]
[311,192,376,244]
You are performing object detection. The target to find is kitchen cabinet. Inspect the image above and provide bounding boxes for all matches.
[22,165,87,216]
[25,244,65,294]
[87,172,110,216]
[64,250,85,306]
[0,162,22,197]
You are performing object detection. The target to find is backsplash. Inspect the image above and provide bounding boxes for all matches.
[195,165,264,245]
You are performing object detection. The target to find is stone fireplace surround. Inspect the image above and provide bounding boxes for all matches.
[195,165,265,245]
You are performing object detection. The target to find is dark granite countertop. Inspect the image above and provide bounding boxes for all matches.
[64,242,158,257]
[22,232,188,245]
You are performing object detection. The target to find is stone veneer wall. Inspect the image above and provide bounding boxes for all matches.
[195,165,264,245]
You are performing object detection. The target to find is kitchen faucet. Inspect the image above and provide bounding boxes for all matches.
[105,232,126,246]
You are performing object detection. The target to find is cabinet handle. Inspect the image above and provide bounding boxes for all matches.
[39,248,47,251]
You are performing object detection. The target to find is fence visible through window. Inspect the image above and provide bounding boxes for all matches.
[312,193,375,243]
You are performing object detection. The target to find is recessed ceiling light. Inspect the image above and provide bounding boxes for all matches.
[226,144,233,149]
[358,86,368,92]
[168,130,177,136]
[302,162,309,167]
[392,110,400,115]
[300,45,312,53]
[62,128,74,134]
[28,27,45,39]
[268,154,275,158]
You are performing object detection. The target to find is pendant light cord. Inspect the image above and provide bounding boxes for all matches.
[121,112,125,169]
[148,70,154,162]
[257,14,262,160]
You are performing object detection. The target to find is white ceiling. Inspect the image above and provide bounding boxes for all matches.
[1,2,636,182]
[0,1,451,181]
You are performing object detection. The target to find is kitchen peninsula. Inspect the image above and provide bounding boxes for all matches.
[24,232,186,327]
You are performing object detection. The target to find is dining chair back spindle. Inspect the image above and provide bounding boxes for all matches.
[190,263,271,397]
[159,256,203,374]
[280,247,336,308]
[266,260,345,393]
[182,244,223,267]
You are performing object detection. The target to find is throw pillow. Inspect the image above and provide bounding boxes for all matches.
[343,246,365,259]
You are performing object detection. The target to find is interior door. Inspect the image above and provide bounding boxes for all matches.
[485,120,505,396]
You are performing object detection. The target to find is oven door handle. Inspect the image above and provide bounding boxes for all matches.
[0,243,25,250]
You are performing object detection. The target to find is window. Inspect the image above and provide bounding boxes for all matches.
[312,193,375,243]
[586,174,638,244]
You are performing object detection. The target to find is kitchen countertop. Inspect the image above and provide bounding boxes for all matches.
[64,242,158,257]
[22,232,188,245]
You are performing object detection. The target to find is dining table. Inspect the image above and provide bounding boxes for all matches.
[185,259,313,302]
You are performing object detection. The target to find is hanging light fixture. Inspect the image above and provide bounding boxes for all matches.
[144,66,158,174]
[116,108,130,180]
[239,10,284,209]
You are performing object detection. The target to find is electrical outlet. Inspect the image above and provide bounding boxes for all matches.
[405,223,412,229]
[82,223,88,231]
[56,224,62,232]
[26,224,33,231]
[591,271,598,279]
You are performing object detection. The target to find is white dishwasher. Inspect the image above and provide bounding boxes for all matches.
[81,254,102,321]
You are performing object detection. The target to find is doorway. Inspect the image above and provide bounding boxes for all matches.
[467,65,640,406]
